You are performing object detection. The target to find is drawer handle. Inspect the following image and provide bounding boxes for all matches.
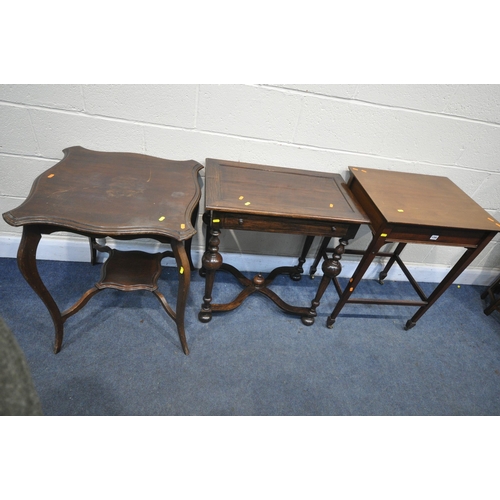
[238,219,244,225]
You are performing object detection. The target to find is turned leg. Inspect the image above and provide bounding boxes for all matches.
[17,226,65,353]
[171,240,191,355]
[302,238,347,326]
[199,211,212,278]
[198,226,223,323]
[309,237,332,278]
[290,235,315,281]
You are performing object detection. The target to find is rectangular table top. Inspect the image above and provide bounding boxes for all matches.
[205,159,369,225]
[349,166,500,232]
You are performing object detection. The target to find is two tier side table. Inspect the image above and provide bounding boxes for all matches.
[3,146,203,355]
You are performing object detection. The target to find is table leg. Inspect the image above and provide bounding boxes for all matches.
[302,238,347,326]
[17,226,65,353]
[378,242,406,284]
[481,275,500,300]
[185,202,200,271]
[199,211,212,278]
[89,237,97,265]
[290,235,315,281]
[309,237,332,278]
[404,235,495,330]
[483,296,500,316]
[326,234,387,328]
[481,274,500,315]
[198,226,223,323]
[171,240,191,355]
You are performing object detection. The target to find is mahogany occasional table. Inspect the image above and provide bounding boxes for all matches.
[198,158,369,325]
[310,167,500,330]
[2,146,203,355]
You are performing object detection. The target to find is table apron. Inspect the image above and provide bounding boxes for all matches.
[382,224,490,248]
[28,224,174,244]
[214,212,360,238]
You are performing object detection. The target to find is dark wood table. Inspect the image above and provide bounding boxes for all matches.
[2,146,203,355]
[198,158,370,325]
[309,166,500,329]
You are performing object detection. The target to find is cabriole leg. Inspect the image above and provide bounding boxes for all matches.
[172,240,191,355]
[17,226,65,353]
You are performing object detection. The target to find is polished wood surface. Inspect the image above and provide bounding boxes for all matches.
[205,159,368,224]
[348,166,500,231]
[4,146,202,240]
[3,147,203,355]
[199,159,370,325]
[314,166,500,330]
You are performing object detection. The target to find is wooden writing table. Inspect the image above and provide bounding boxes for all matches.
[198,159,369,325]
[310,167,500,329]
[2,147,203,355]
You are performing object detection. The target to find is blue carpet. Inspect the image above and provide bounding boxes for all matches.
[1,257,499,415]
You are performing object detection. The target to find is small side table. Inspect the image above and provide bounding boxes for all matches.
[311,167,500,329]
[2,146,203,355]
[198,158,369,325]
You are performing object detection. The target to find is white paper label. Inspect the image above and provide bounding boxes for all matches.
[430,235,439,241]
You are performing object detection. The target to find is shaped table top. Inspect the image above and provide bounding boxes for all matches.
[3,147,203,240]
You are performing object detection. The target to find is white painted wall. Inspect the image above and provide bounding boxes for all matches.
[1,84,499,284]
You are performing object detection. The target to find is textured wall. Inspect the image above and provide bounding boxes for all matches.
[1,84,499,275]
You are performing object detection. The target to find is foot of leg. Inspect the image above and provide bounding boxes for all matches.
[198,309,212,323]
[326,316,336,329]
[378,271,387,285]
[301,315,315,326]
[404,320,416,331]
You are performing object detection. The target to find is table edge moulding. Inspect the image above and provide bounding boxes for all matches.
[3,146,202,240]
